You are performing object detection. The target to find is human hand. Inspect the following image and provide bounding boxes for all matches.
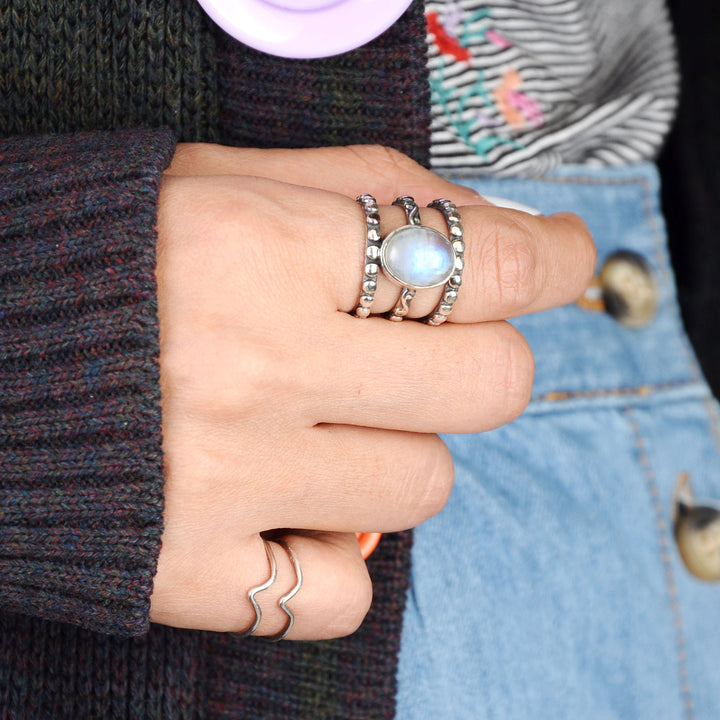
[150,144,595,639]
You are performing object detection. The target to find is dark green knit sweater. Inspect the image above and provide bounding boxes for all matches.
[0,1,430,716]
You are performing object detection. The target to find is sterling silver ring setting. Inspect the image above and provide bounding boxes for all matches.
[354,194,465,325]
[236,539,303,641]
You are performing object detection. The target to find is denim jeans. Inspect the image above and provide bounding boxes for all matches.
[396,164,720,719]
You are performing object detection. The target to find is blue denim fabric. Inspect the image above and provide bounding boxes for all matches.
[395,164,720,719]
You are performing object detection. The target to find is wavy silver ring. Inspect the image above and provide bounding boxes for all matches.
[267,540,303,642]
[236,539,277,638]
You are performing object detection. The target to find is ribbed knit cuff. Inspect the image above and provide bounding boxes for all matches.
[0,128,176,636]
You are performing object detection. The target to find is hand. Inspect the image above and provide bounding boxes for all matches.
[150,144,596,639]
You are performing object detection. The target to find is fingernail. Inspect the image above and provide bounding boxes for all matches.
[482,195,542,216]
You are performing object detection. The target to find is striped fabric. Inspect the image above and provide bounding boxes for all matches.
[426,0,679,175]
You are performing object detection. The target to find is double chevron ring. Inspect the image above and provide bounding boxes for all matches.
[236,539,303,642]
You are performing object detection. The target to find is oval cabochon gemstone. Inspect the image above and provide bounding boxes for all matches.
[381,225,455,289]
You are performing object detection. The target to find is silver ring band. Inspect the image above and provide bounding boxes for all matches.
[267,540,303,642]
[354,194,382,318]
[236,539,277,638]
[425,199,465,325]
[386,196,422,321]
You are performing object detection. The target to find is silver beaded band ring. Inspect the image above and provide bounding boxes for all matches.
[425,199,465,325]
[354,194,382,318]
[267,540,303,642]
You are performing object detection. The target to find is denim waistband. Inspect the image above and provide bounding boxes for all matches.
[450,163,709,413]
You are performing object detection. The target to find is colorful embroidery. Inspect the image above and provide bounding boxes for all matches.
[429,62,521,161]
[485,28,511,49]
[426,11,471,62]
[426,4,530,161]
[425,0,678,174]
[493,68,544,129]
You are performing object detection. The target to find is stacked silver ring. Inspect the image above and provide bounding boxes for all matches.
[266,541,303,642]
[426,199,465,326]
[236,539,303,641]
[236,539,278,638]
[386,196,423,321]
[353,194,465,325]
[355,194,382,319]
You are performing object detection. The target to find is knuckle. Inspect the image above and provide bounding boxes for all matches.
[488,325,535,422]
[375,144,418,172]
[322,563,373,638]
[481,215,540,312]
[219,342,300,420]
[364,144,416,170]
[168,142,217,174]
[163,333,295,424]
[347,144,423,189]
[405,436,455,524]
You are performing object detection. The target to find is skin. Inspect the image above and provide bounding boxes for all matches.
[150,144,597,640]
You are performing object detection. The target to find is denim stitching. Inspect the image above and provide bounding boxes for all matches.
[625,406,695,720]
[532,379,699,404]
[634,175,702,386]
[702,397,720,456]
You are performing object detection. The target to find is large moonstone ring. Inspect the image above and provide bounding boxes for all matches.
[353,195,465,325]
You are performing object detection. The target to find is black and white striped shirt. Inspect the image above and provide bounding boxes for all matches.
[426,0,678,175]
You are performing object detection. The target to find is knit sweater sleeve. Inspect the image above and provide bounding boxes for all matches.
[0,128,176,637]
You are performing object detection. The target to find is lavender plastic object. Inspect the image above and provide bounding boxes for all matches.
[197,0,414,59]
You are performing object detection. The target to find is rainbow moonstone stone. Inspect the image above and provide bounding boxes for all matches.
[380,225,455,289]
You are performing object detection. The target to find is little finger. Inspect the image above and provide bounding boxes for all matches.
[251,532,372,640]
[150,531,372,640]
